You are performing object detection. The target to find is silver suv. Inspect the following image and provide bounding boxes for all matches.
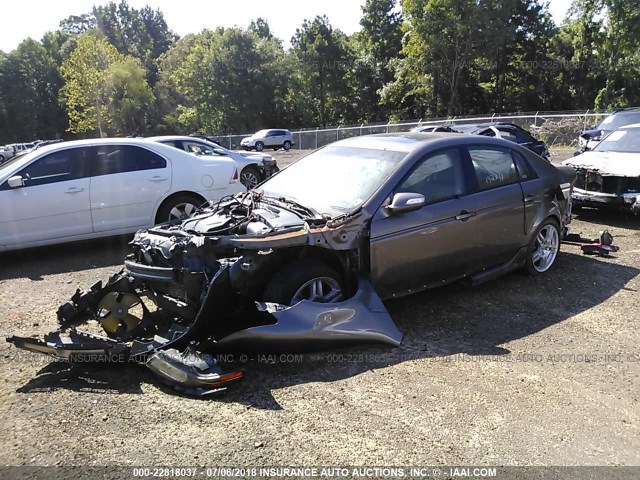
[241,129,294,152]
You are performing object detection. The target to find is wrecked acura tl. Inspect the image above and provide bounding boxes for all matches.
[8,133,576,395]
[564,123,640,214]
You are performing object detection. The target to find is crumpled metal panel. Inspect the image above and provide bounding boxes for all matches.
[216,278,403,350]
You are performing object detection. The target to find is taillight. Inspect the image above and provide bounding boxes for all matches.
[230,166,238,183]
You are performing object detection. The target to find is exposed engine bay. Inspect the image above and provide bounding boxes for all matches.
[7,191,403,396]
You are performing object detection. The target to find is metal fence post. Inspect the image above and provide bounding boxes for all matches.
[584,109,589,132]
[336,125,340,141]
[315,127,319,150]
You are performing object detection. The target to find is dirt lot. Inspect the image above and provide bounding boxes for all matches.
[0,147,639,470]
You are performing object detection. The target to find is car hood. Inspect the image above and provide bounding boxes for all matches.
[563,151,640,176]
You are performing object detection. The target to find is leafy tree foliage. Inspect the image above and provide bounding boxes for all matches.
[60,33,153,136]
[1,0,639,144]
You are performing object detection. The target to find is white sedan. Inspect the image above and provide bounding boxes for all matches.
[148,135,279,189]
[0,138,245,252]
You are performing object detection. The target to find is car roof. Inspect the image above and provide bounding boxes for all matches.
[614,123,640,129]
[330,132,513,154]
[148,135,209,142]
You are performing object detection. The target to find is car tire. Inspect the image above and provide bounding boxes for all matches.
[0,154,4,162]
[240,166,262,189]
[283,141,291,151]
[255,141,264,152]
[155,193,204,224]
[262,260,345,306]
[524,218,560,275]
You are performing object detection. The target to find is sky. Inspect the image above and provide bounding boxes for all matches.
[0,0,574,53]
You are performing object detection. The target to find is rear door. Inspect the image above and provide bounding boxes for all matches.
[89,144,171,232]
[369,147,479,298]
[0,147,91,246]
[464,146,525,270]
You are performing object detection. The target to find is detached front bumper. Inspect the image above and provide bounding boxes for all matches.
[6,264,402,396]
[572,189,640,213]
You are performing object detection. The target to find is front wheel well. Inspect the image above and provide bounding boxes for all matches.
[261,247,355,296]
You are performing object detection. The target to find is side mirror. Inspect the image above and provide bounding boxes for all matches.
[8,175,24,188]
[589,124,596,130]
[386,192,425,215]
[213,148,226,156]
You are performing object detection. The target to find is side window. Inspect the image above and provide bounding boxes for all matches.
[497,128,518,143]
[397,148,466,205]
[469,148,519,190]
[182,141,214,156]
[133,146,166,170]
[92,145,166,177]
[512,151,535,181]
[13,148,86,188]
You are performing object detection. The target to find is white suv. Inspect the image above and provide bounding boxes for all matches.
[241,129,294,152]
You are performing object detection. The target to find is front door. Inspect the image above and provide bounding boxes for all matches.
[0,147,91,247]
[369,147,479,299]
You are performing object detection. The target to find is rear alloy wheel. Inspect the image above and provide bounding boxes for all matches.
[156,194,203,224]
[282,140,292,151]
[240,166,262,189]
[263,260,345,306]
[525,219,560,275]
[255,141,264,152]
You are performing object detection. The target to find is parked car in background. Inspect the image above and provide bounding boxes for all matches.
[452,122,551,160]
[149,135,279,189]
[578,107,640,151]
[0,138,244,251]
[410,125,457,133]
[241,129,294,151]
[564,123,640,214]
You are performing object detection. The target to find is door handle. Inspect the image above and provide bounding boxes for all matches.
[455,210,476,221]
[524,194,538,203]
[64,187,84,194]
[149,176,168,183]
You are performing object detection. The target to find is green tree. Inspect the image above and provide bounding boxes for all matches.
[0,39,66,143]
[595,0,640,108]
[288,16,354,126]
[161,24,287,134]
[61,32,153,136]
[351,0,403,121]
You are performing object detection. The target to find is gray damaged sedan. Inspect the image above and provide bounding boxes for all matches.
[8,133,577,395]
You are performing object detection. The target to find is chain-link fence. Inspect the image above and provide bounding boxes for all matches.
[215,110,610,151]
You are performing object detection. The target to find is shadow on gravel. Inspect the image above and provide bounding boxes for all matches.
[573,208,640,230]
[11,251,639,406]
[16,362,145,395]
[223,251,639,408]
[0,235,132,281]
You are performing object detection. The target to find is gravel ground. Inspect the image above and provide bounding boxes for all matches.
[0,147,639,470]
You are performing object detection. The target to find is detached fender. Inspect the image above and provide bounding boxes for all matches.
[216,277,403,351]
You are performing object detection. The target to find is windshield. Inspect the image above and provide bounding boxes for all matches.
[258,146,406,216]
[0,149,38,173]
[594,129,640,153]
[598,112,640,131]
